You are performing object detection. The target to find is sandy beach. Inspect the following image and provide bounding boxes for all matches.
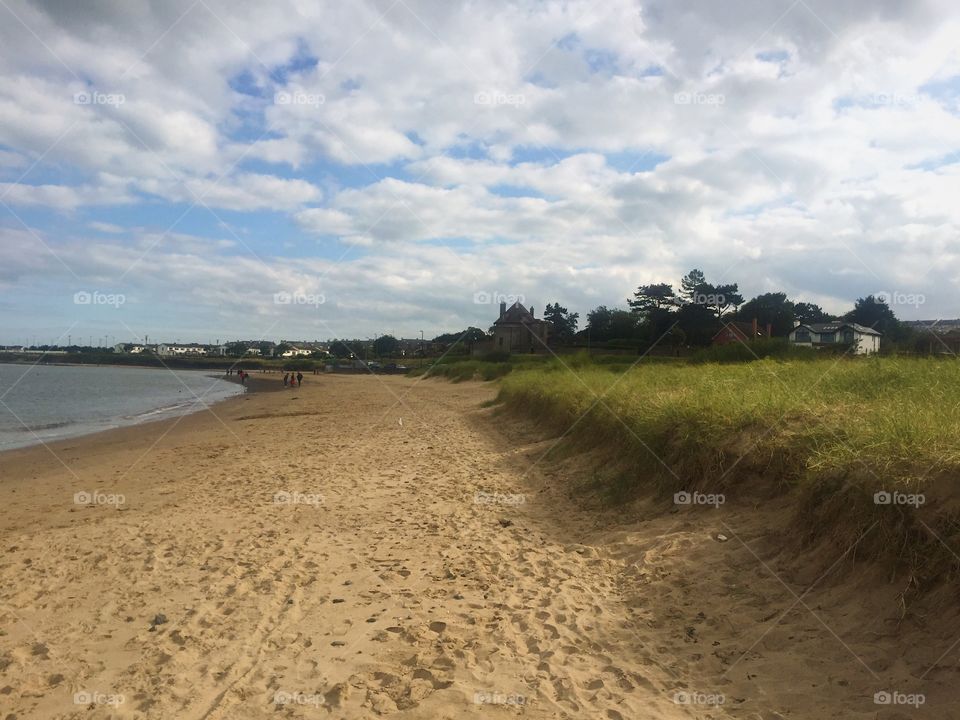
[1,374,957,719]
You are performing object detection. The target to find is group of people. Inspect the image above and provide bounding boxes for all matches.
[284,372,303,388]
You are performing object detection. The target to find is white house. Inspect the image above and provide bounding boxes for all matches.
[157,343,208,357]
[788,322,881,355]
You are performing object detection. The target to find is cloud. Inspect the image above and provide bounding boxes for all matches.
[2,0,960,342]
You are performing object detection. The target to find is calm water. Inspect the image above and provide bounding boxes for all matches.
[0,364,244,451]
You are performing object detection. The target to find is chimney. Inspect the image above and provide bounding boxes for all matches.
[766,323,772,338]
[751,318,758,337]
[793,320,801,327]
[499,301,506,319]
[530,306,535,317]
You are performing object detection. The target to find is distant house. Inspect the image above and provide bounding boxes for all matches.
[788,322,881,355]
[491,301,549,353]
[712,319,772,346]
[157,343,208,357]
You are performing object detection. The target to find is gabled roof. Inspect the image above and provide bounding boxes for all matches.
[712,321,762,340]
[794,322,882,336]
[495,301,546,325]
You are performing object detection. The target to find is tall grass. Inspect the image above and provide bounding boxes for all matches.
[497,356,960,489]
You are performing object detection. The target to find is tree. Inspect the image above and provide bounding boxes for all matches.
[676,302,717,346]
[628,283,676,314]
[793,301,831,325]
[679,269,708,303]
[433,327,488,345]
[708,282,743,319]
[329,340,354,358]
[844,296,900,337]
[544,303,579,344]
[224,341,248,357]
[373,335,400,357]
[736,292,796,336]
[586,306,640,342]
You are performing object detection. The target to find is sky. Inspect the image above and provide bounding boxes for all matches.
[1,0,959,346]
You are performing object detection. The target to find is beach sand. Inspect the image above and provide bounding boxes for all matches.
[1,374,957,719]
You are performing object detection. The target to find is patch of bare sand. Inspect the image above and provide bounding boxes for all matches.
[0,374,956,719]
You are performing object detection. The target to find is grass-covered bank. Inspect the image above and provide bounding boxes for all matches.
[494,356,960,582]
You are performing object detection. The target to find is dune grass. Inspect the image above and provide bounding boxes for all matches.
[497,356,960,491]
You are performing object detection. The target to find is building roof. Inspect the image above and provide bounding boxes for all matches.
[494,301,547,325]
[712,321,762,340]
[794,322,882,336]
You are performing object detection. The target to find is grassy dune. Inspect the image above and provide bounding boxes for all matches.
[495,356,960,576]
[498,356,960,484]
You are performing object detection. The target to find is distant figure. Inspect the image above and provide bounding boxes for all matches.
[283,373,289,387]
[296,372,303,387]
[239,370,247,385]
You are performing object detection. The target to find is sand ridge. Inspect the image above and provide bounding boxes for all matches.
[0,374,957,718]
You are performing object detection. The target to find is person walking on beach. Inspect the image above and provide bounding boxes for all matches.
[283,373,289,387]
[296,371,303,387]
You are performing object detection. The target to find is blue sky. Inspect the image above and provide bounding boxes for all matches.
[1,0,959,345]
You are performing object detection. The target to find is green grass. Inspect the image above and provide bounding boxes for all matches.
[498,356,960,485]
[501,356,960,574]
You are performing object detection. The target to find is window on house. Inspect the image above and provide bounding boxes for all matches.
[795,330,811,342]
[841,330,854,343]
[820,332,835,343]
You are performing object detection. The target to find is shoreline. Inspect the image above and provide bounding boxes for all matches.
[0,370,290,458]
